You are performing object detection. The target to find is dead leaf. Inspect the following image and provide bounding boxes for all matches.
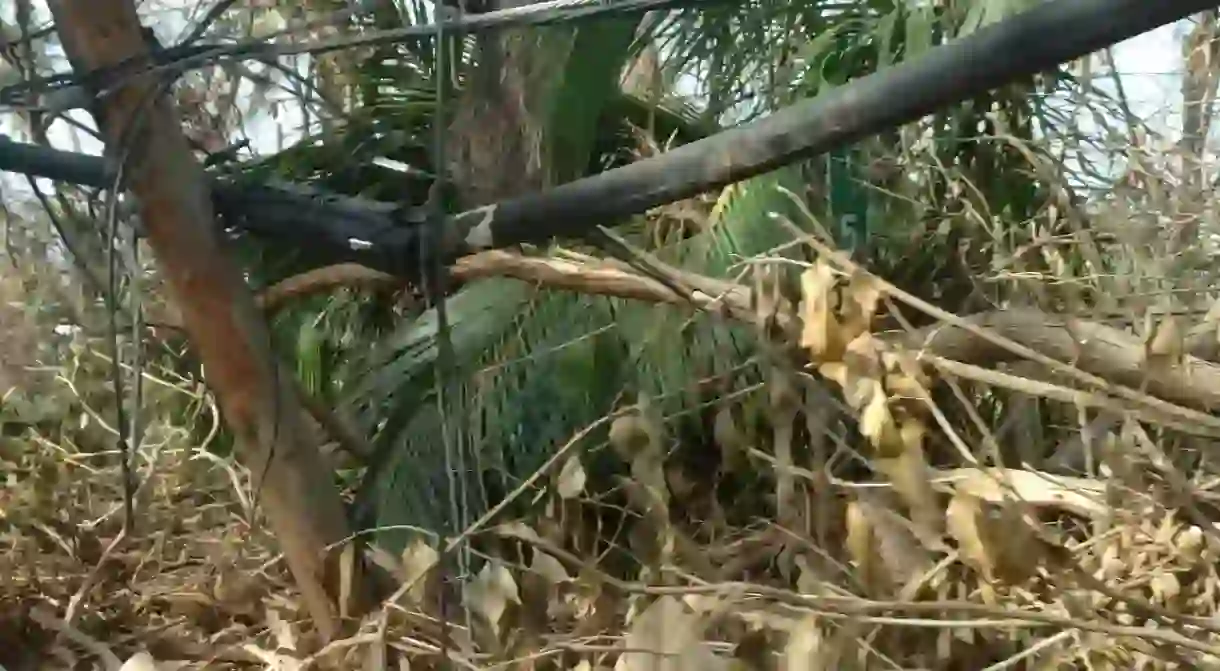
[944,467,1107,519]
[616,596,727,671]
[339,541,356,620]
[843,332,884,380]
[861,493,937,598]
[876,442,945,550]
[799,262,844,360]
[842,271,884,338]
[859,384,902,455]
[610,413,660,461]
[530,550,571,584]
[556,454,587,499]
[267,607,299,654]
[946,490,1041,584]
[845,499,887,594]
[1151,572,1181,603]
[494,521,547,545]
[783,616,824,671]
[1177,525,1205,561]
[465,561,521,638]
[946,492,995,582]
[400,536,439,605]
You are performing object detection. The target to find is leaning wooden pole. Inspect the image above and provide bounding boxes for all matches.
[48,0,361,641]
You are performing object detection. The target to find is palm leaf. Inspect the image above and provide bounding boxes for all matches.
[330,0,1078,547]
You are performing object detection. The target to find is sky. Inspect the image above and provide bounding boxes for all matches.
[1110,22,1190,137]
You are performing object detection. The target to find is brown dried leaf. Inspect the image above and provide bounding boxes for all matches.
[556,454,587,499]
[947,490,1042,585]
[875,436,945,549]
[1151,572,1182,604]
[465,561,521,639]
[530,550,571,584]
[843,332,884,380]
[610,413,660,462]
[817,362,872,411]
[400,537,439,605]
[946,468,1107,519]
[782,616,825,671]
[617,596,726,671]
[854,492,937,597]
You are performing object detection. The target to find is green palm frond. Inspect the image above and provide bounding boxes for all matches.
[349,164,818,544]
[235,0,1088,549]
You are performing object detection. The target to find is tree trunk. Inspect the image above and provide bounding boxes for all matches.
[1176,10,1220,256]
[48,0,367,642]
[448,0,568,207]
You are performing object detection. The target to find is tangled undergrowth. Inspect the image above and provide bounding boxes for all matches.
[8,243,1220,671]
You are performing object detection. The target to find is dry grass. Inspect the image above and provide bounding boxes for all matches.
[8,237,1220,670]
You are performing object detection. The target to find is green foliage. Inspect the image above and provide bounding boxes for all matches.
[539,17,641,184]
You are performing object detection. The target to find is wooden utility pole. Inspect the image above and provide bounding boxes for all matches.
[48,0,364,641]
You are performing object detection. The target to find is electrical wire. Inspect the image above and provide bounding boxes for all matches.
[0,0,724,112]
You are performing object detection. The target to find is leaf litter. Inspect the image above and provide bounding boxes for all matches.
[9,245,1220,670]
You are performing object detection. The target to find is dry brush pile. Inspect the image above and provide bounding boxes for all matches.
[7,98,1220,669]
[9,209,1220,671]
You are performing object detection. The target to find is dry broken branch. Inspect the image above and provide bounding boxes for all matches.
[257,254,1220,430]
[898,309,1220,412]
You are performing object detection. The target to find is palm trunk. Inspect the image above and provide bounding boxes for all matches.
[447,0,572,206]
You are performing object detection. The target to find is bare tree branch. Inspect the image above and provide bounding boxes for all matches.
[48,0,376,641]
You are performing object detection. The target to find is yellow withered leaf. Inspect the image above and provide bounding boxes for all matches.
[817,361,850,389]
[400,536,440,605]
[946,492,996,582]
[842,271,885,338]
[845,499,888,594]
[783,616,826,671]
[877,444,945,550]
[843,332,884,380]
[799,262,845,360]
[860,385,901,453]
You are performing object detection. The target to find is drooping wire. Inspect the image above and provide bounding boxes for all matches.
[1,0,707,113]
[424,0,474,651]
[98,70,181,531]
[126,214,144,524]
[104,155,137,529]
[94,66,205,532]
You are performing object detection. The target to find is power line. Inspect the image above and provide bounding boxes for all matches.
[0,0,723,113]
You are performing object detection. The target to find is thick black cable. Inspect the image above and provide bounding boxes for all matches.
[0,0,1212,286]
